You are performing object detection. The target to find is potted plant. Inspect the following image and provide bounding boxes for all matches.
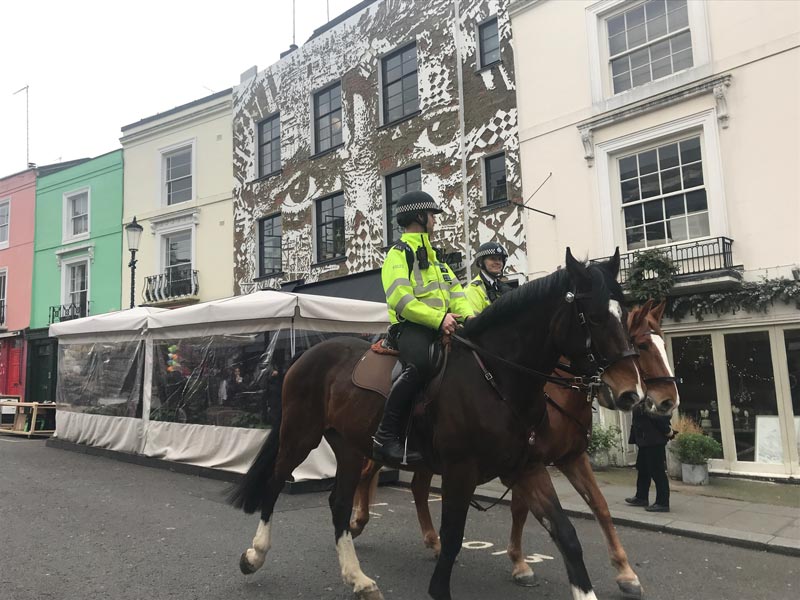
[666,415,703,479]
[672,432,723,485]
[587,423,621,470]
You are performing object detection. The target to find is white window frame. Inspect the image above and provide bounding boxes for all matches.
[62,187,91,244]
[0,267,7,326]
[475,15,501,70]
[157,225,195,276]
[594,109,728,252]
[586,0,711,107]
[0,198,10,249]
[159,139,196,207]
[60,255,91,313]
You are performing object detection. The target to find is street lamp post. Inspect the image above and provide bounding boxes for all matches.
[125,217,144,309]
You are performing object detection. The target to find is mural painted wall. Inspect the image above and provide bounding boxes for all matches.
[233,0,524,293]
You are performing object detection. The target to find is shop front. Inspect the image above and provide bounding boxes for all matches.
[666,311,800,478]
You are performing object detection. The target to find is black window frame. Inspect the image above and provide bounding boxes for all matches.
[484,153,508,205]
[258,214,282,277]
[258,114,281,177]
[381,42,419,125]
[315,192,346,263]
[478,17,501,69]
[384,165,421,246]
[313,83,343,154]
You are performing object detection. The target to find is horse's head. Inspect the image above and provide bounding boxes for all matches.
[556,248,644,410]
[628,299,680,415]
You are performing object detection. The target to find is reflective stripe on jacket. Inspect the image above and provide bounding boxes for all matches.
[381,232,474,329]
[465,275,490,314]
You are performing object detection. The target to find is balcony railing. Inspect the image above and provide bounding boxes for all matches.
[49,301,91,324]
[143,268,199,304]
[592,237,736,284]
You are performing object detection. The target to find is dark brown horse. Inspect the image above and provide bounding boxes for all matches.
[229,249,645,600]
[350,300,679,599]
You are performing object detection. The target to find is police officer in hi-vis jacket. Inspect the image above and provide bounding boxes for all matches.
[373,191,475,466]
[464,241,513,314]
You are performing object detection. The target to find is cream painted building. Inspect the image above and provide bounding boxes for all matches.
[120,90,234,307]
[511,0,800,477]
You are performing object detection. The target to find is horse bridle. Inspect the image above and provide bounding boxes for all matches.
[636,329,679,387]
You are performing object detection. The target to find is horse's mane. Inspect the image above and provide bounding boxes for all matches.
[463,268,571,337]
[462,261,624,338]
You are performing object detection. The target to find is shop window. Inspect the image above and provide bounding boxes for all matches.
[724,331,780,463]
[671,335,721,448]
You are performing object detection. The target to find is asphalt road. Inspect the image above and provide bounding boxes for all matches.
[0,438,796,600]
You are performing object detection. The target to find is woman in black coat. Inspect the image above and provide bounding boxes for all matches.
[625,403,673,512]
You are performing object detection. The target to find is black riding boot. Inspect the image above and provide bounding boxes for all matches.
[372,365,423,466]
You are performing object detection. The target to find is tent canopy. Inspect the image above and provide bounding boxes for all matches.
[49,306,169,342]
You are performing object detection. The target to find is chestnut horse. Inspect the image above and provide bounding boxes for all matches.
[350,300,679,599]
[229,249,645,600]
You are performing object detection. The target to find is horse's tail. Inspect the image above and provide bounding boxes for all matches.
[228,409,282,514]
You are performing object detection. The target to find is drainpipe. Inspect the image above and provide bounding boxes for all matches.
[452,0,472,270]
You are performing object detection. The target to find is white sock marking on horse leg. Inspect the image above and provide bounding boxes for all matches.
[245,520,271,571]
[571,586,598,600]
[336,532,378,594]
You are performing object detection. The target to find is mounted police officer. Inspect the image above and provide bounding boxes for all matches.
[374,190,475,466]
[465,241,513,313]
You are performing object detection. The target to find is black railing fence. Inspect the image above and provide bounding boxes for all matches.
[592,237,735,284]
[49,301,91,324]
[144,268,199,304]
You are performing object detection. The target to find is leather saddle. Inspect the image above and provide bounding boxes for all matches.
[352,339,444,399]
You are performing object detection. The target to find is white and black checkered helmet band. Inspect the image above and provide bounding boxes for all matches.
[395,191,443,215]
[475,244,508,261]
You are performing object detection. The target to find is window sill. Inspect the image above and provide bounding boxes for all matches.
[312,256,347,268]
[481,200,511,212]
[378,110,422,130]
[253,169,283,183]
[61,233,90,246]
[253,271,284,282]
[475,60,501,74]
[310,144,345,161]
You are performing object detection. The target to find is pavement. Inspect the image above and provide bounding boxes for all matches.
[398,466,800,557]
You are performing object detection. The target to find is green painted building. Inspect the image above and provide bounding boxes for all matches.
[27,150,123,401]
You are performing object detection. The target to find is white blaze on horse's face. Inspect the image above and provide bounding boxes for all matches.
[649,333,680,408]
[606,299,645,402]
[608,299,623,321]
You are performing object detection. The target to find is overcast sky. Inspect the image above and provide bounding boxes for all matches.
[0,0,362,177]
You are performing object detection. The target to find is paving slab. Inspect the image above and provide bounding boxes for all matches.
[713,511,795,536]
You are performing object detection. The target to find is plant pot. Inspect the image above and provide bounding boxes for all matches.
[666,441,682,480]
[681,462,709,485]
[589,450,610,471]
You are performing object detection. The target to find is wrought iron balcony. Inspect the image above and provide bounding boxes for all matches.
[49,301,91,324]
[143,268,199,304]
[593,237,737,285]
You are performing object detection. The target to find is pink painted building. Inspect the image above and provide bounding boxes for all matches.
[0,168,36,400]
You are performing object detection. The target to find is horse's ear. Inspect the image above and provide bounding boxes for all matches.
[650,300,667,324]
[607,247,621,279]
[565,247,591,286]
[629,300,651,332]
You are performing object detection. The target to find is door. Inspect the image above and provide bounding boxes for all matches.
[28,340,57,403]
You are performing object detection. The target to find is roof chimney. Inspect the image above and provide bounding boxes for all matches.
[239,65,258,83]
[280,44,298,59]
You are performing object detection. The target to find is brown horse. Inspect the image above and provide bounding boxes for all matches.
[350,300,679,599]
[229,249,646,600]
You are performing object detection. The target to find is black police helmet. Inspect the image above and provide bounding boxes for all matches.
[475,241,508,268]
[395,191,443,226]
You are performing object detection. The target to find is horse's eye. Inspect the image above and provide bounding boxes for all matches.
[637,343,648,351]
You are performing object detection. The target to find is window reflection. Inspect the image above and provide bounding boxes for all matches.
[671,335,721,447]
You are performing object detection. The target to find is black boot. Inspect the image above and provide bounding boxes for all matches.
[372,365,424,466]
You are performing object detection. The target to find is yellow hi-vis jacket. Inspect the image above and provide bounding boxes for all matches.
[465,274,491,314]
[382,233,475,330]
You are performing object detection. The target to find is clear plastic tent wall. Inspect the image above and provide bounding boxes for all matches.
[51,293,390,476]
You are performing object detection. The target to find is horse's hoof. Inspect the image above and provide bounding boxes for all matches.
[239,551,259,575]
[513,572,537,587]
[618,579,644,599]
[356,586,385,600]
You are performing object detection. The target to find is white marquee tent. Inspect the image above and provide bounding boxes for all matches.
[49,291,389,478]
